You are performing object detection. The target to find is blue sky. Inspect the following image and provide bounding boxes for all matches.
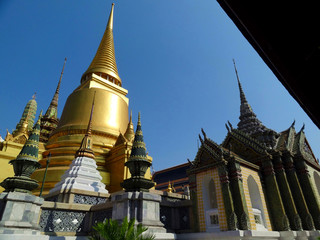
[1,0,319,172]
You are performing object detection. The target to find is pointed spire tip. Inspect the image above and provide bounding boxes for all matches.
[107,3,115,30]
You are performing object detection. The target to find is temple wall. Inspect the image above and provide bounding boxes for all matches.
[240,166,272,231]
[196,168,227,232]
[306,165,320,200]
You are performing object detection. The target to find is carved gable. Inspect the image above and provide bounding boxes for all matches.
[294,131,318,165]
[190,139,224,172]
[12,134,28,144]
[222,130,266,164]
[114,133,127,147]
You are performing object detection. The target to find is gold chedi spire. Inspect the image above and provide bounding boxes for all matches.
[82,3,121,86]
[32,3,130,196]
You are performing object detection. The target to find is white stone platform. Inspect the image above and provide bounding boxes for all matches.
[176,230,320,240]
[1,230,320,240]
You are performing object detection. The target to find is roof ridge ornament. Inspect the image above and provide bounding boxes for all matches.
[198,134,203,144]
[201,128,207,140]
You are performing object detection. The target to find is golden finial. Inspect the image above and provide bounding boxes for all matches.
[82,3,121,86]
[124,110,134,142]
[107,3,115,30]
[167,181,172,193]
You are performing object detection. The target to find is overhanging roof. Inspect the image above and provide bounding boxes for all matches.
[217,0,320,129]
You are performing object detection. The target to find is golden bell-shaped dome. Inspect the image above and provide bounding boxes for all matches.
[81,3,121,86]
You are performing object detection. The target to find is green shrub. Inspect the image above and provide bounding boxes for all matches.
[90,217,155,240]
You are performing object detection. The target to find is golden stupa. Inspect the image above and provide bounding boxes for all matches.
[31,3,152,194]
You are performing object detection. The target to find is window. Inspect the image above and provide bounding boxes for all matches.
[203,176,220,232]
[248,175,267,231]
[209,179,218,209]
[210,214,219,225]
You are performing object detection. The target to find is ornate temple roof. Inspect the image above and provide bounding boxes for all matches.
[234,60,267,135]
[275,122,319,167]
[234,60,278,148]
[189,129,225,173]
[129,112,148,161]
[81,3,122,86]
[13,94,37,136]
[40,58,66,142]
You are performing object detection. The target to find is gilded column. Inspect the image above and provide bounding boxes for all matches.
[261,155,290,231]
[272,152,302,230]
[228,159,250,230]
[282,151,315,230]
[218,163,237,230]
[294,154,320,229]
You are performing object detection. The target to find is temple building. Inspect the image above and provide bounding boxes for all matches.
[153,162,190,194]
[154,61,320,233]
[1,2,320,239]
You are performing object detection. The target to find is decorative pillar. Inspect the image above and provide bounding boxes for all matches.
[188,173,200,232]
[294,154,320,229]
[120,113,154,192]
[272,152,302,230]
[217,163,237,230]
[0,113,44,236]
[228,159,250,230]
[261,154,290,231]
[117,113,165,234]
[282,151,315,230]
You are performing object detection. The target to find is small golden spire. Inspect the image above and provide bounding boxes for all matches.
[124,110,134,142]
[76,92,96,158]
[86,92,96,136]
[167,181,173,193]
[82,3,121,86]
[51,58,66,108]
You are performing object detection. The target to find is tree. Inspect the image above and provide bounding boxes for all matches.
[90,217,155,240]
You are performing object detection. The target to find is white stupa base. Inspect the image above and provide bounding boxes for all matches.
[45,156,109,204]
